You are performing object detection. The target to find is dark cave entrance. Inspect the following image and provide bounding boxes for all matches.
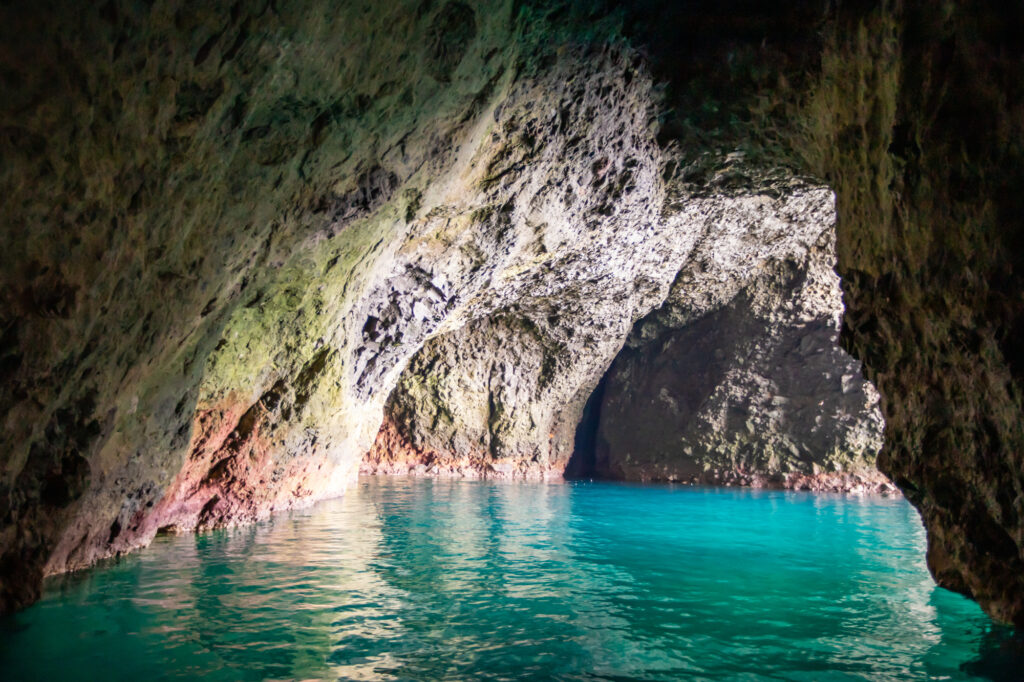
[564,372,609,478]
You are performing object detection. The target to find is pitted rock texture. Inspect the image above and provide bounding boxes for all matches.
[365,180,886,488]
[819,4,1024,627]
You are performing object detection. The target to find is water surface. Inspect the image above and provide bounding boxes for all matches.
[2,477,1019,680]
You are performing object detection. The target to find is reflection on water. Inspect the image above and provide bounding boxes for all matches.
[0,478,1015,680]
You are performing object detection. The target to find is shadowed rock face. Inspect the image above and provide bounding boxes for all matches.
[594,234,887,491]
[1,0,1023,627]
[827,4,1024,627]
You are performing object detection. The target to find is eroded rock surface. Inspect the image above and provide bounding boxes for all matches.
[1,0,574,610]
[818,4,1024,627]
[595,227,887,491]
[365,179,886,488]
[5,0,1021,629]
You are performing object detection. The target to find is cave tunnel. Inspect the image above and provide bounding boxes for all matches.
[2,0,1024,677]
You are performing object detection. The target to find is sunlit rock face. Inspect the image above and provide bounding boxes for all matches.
[0,0,550,611]
[367,178,886,487]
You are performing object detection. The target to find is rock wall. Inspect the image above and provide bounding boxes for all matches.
[4,0,1022,629]
[817,3,1024,627]
[594,229,887,491]
[0,0,562,611]
[365,178,886,489]
[610,0,1024,626]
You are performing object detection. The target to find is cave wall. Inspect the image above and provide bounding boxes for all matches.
[367,177,886,488]
[816,3,1024,627]
[618,0,1024,627]
[595,230,887,491]
[2,0,633,611]
[3,0,1023,628]
[565,0,1024,627]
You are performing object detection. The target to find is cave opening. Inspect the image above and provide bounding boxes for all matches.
[564,371,609,478]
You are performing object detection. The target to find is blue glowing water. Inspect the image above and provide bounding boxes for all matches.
[1,477,1019,680]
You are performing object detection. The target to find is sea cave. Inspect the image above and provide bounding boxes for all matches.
[2,0,1024,679]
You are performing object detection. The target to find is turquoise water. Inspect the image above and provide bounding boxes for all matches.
[1,477,1020,681]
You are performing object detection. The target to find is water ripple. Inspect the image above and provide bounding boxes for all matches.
[0,478,1017,681]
